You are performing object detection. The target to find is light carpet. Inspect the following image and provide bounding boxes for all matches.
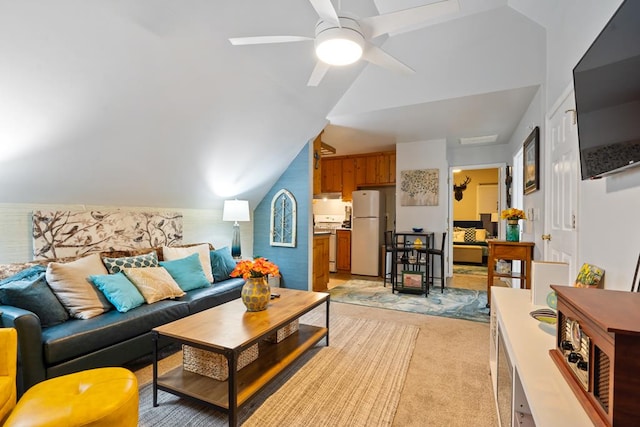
[330,279,490,323]
[137,310,418,426]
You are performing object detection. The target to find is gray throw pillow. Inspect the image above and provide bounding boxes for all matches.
[0,272,69,327]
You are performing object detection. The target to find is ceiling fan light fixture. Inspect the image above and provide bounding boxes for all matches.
[315,27,364,66]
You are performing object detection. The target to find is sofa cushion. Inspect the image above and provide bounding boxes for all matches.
[41,299,190,366]
[159,253,210,292]
[178,277,245,314]
[162,244,213,283]
[123,267,185,304]
[88,272,145,313]
[45,253,112,320]
[210,247,237,282]
[102,252,159,274]
[0,271,69,327]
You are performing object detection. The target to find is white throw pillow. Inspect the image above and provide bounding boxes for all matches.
[475,229,487,242]
[46,253,111,319]
[162,244,214,283]
[453,230,465,243]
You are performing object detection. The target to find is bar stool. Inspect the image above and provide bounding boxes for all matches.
[428,232,447,293]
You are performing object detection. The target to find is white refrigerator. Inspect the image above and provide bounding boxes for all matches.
[351,190,385,276]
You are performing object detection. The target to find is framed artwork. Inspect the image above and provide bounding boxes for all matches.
[401,271,424,289]
[523,126,540,195]
[270,189,297,247]
[400,169,439,206]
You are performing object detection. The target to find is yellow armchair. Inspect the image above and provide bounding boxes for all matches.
[0,327,138,427]
[0,328,18,425]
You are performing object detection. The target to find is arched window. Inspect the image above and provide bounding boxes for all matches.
[270,189,296,247]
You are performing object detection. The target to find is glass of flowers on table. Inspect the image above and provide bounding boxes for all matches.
[231,258,280,311]
[500,208,526,242]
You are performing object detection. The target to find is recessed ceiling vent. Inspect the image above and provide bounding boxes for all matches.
[459,134,498,145]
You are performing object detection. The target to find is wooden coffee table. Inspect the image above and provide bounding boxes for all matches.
[152,288,330,426]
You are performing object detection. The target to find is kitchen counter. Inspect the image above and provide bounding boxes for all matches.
[313,230,331,235]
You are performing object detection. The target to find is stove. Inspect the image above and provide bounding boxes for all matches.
[314,215,343,272]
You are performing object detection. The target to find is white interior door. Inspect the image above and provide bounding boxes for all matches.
[545,88,579,276]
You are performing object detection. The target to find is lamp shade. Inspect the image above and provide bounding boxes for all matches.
[223,200,250,222]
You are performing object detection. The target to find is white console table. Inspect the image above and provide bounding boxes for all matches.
[490,287,594,426]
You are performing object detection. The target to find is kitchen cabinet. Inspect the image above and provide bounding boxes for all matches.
[320,151,396,199]
[321,158,342,193]
[313,233,330,292]
[336,229,351,272]
[341,158,356,200]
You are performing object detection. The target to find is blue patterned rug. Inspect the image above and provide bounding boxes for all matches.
[330,280,490,323]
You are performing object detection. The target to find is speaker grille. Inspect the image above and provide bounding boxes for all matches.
[593,346,610,413]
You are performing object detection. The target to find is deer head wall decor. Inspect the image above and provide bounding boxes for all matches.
[453,176,471,201]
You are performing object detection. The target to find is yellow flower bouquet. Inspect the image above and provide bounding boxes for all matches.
[500,208,527,220]
[231,257,280,279]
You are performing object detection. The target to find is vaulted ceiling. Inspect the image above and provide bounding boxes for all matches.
[0,0,550,209]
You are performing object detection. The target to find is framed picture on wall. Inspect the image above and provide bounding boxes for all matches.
[523,126,540,195]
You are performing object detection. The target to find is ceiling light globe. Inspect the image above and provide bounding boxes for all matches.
[315,27,364,66]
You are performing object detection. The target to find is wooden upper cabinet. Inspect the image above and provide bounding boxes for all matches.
[341,158,356,200]
[320,150,396,198]
[389,152,396,183]
[321,158,342,192]
[355,157,367,186]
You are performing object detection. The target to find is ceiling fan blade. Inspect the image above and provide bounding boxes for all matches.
[309,0,340,26]
[307,61,331,86]
[229,35,313,46]
[362,43,414,74]
[361,0,460,39]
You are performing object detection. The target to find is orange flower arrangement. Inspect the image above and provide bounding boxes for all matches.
[231,257,280,279]
[500,208,526,220]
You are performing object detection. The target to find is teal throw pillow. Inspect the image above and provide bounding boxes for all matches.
[102,252,159,274]
[159,253,211,291]
[88,272,145,313]
[0,272,69,327]
[210,247,237,282]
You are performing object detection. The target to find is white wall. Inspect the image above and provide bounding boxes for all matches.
[544,0,624,110]
[396,140,449,233]
[506,86,545,261]
[579,170,640,291]
[508,0,640,290]
[0,203,253,263]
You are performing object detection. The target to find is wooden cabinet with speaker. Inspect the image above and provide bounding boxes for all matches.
[550,285,640,427]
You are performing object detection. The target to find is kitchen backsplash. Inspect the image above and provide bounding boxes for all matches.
[312,199,352,218]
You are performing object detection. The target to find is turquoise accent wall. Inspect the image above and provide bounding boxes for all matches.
[253,143,310,290]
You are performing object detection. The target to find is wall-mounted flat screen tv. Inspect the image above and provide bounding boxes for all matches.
[573,0,640,180]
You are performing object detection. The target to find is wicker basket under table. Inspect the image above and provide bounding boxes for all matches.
[183,343,258,381]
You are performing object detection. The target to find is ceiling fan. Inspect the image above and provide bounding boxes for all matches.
[229,0,460,86]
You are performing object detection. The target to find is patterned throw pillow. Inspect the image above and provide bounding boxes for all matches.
[102,252,159,274]
[463,227,476,242]
[123,267,185,304]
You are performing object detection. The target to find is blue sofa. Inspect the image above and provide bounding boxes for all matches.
[0,245,245,395]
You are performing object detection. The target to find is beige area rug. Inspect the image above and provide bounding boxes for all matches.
[136,309,418,426]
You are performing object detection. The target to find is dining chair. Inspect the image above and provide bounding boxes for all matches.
[427,232,447,293]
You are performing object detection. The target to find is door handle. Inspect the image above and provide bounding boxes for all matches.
[542,234,551,241]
